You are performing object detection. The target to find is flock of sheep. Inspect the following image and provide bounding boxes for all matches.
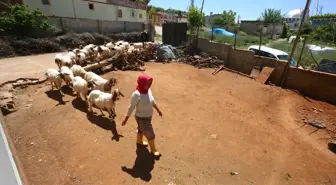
[45,40,155,120]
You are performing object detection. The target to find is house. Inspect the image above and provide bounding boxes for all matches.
[177,15,188,23]
[1,0,147,22]
[284,9,310,30]
[205,12,221,26]
[159,11,178,23]
[240,20,284,36]
[151,12,162,25]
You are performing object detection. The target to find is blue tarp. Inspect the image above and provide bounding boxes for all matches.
[211,28,235,37]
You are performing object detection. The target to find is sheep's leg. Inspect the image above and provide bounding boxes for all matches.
[50,81,54,90]
[99,109,105,116]
[88,101,93,113]
[76,92,80,99]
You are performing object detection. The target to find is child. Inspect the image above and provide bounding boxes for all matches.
[122,74,163,157]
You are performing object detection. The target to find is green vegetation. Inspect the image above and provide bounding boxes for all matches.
[199,31,270,49]
[310,13,336,20]
[188,5,205,33]
[261,8,283,37]
[269,40,336,68]
[212,10,237,27]
[310,23,336,43]
[147,5,186,16]
[0,4,52,36]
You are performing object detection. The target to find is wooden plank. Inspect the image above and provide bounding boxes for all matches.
[250,66,261,78]
[212,65,224,75]
[256,67,275,84]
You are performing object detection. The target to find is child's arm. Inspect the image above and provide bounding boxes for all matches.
[122,92,138,126]
[153,103,162,117]
[149,89,162,117]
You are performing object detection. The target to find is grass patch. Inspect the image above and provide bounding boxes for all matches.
[199,31,270,49]
[269,40,336,68]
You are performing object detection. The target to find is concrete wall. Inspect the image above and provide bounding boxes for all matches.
[194,37,336,104]
[48,17,145,33]
[23,0,147,22]
[197,38,232,65]
[285,68,336,104]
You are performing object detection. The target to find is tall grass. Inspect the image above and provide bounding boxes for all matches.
[269,40,336,68]
[199,31,270,49]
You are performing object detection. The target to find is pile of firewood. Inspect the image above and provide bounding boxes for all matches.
[178,52,224,69]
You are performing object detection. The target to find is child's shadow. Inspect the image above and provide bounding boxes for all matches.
[121,146,155,182]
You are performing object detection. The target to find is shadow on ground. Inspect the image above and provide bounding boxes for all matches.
[328,143,336,154]
[87,112,123,141]
[122,146,155,182]
[45,90,66,105]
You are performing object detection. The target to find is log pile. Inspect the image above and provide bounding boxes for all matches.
[178,52,224,69]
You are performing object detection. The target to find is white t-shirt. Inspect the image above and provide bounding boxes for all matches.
[127,89,156,118]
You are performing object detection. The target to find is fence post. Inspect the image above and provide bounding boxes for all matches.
[234,33,237,49]
[124,21,127,32]
[211,26,214,41]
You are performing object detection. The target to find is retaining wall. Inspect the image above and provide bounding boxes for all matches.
[195,37,336,104]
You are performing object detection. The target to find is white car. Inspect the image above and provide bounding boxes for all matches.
[248,45,303,69]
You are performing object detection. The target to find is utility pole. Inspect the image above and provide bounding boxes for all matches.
[281,0,312,86]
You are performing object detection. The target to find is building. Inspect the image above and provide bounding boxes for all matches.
[159,12,178,23]
[1,0,147,22]
[240,20,284,36]
[284,9,310,30]
[205,12,221,26]
[151,12,162,25]
[177,15,188,23]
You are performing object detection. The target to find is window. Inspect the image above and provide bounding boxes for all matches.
[41,0,50,5]
[139,13,143,19]
[118,9,122,18]
[89,3,94,10]
[131,10,136,18]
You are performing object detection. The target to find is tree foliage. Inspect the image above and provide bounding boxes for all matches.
[311,23,336,43]
[188,5,205,28]
[310,13,336,20]
[0,4,51,36]
[212,10,236,26]
[262,8,283,24]
[281,23,290,38]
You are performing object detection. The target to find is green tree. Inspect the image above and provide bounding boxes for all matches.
[281,22,290,38]
[261,8,283,38]
[212,10,236,27]
[188,5,205,33]
[0,4,51,36]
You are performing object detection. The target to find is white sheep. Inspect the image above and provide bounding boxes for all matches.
[132,42,143,49]
[55,54,73,69]
[122,42,130,49]
[87,89,124,120]
[83,72,117,93]
[105,42,115,49]
[72,76,94,101]
[60,66,74,86]
[76,52,87,66]
[45,68,64,95]
[68,51,77,62]
[71,65,87,77]
[83,44,95,50]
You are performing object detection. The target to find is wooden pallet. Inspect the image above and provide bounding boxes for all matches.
[256,67,275,84]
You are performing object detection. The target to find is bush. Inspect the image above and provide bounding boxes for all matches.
[0,4,53,37]
[238,31,247,36]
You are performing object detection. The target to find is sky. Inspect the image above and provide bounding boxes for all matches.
[149,0,335,20]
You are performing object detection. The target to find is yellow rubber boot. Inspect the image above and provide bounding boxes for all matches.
[148,139,161,157]
[136,134,148,146]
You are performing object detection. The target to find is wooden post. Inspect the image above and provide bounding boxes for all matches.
[281,0,312,86]
[297,38,307,67]
[234,33,237,49]
[211,26,214,41]
[258,29,262,56]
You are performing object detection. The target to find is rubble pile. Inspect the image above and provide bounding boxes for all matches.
[178,52,224,69]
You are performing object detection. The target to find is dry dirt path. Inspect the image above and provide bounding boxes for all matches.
[3,62,336,185]
[0,53,61,85]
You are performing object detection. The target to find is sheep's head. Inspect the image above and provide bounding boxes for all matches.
[87,81,96,90]
[112,89,124,101]
[109,78,117,86]
[98,46,103,53]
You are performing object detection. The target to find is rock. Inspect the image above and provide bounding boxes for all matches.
[210,134,218,139]
[28,99,34,102]
[308,120,326,129]
[230,172,239,175]
[313,110,318,114]
[318,109,323,112]
[168,182,176,185]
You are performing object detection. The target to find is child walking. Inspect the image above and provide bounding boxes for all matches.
[121,74,163,157]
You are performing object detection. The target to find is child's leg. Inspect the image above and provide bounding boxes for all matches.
[138,117,160,157]
[135,116,148,146]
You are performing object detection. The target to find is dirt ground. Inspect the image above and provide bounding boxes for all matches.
[4,63,336,185]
